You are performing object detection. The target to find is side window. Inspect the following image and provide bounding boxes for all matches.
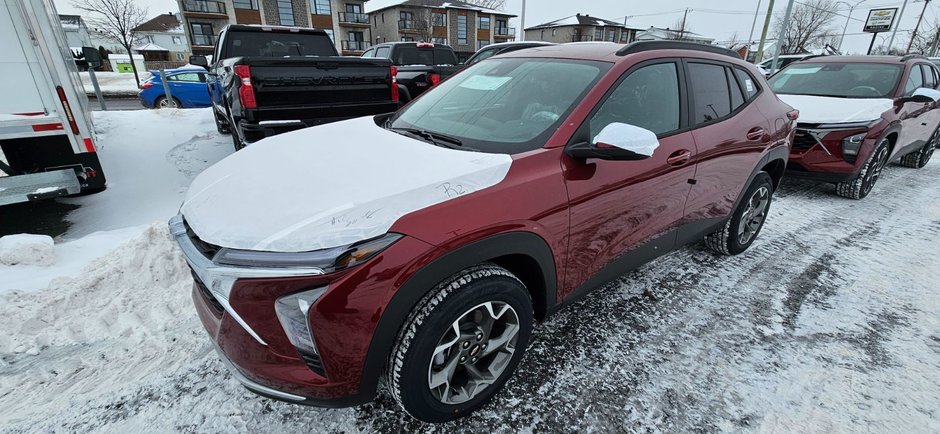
[727,67,744,110]
[904,66,925,96]
[688,62,732,125]
[920,64,937,88]
[198,73,207,83]
[362,48,375,58]
[734,67,760,100]
[469,48,497,64]
[168,73,201,82]
[375,46,390,58]
[590,62,680,137]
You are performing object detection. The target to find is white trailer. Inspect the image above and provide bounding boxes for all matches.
[0,0,105,206]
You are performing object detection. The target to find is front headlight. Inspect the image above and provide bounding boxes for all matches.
[213,233,403,271]
[275,286,328,364]
[842,133,867,156]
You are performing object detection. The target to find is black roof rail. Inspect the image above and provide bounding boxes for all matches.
[616,40,740,59]
[797,54,828,61]
[900,54,928,62]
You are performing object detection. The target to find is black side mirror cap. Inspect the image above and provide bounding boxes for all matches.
[190,55,209,69]
[565,141,650,161]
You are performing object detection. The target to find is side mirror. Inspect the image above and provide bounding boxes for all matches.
[82,46,102,69]
[190,55,209,69]
[566,123,660,161]
[911,87,940,103]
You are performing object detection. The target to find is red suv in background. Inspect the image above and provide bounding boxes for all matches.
[769,55,940,199]
[170,41,796,422]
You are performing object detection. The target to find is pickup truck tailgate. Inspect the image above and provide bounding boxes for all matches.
[246,58,395,109]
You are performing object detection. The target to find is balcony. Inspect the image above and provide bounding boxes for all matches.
[494,27,515,37]
[182,0,226,15]
[338,12,369,26]
[341,40,371,51]
[190,34,218,47]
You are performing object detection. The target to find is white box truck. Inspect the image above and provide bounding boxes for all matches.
[0,0,105,206]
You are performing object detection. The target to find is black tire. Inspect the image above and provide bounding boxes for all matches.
[835,138,890,199]
[388,264,533,423]
[154,96,180,109]
[214,110,230,134]
[705,172,774,256]
[898,135,936,169]
[230,121,245,151]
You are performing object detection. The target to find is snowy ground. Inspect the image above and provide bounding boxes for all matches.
[80,71,151,96]
[1,111,939,432]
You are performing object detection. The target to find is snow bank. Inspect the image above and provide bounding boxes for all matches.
[79,71,151,96]
[0,234,54,266]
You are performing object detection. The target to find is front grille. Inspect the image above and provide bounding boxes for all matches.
[793,130,817,152]
[192,270,225,316]
[184,221,220,259]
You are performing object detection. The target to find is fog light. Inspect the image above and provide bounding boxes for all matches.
[275,286,328,358]
[842,133,866,157]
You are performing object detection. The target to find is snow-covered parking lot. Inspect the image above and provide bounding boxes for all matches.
[1,109,939,433]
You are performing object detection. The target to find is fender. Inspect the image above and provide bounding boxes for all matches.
[355,231,557,400]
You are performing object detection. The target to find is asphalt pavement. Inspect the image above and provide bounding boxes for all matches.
[86,95,145,111]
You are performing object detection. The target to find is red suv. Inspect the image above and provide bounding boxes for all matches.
[769,55,940,199]
[170,41,796,422]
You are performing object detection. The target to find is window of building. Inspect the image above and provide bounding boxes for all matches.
[432,12,445,26]
[688,62,733,125]
[312,0,330,15]
[401,36,415,41]
[606,30,615,42]
[190,22,214,46]
[346,3,362,13]
[552,29,556,36]
[400,11,414,29]
[176,52,186,60]
[478,16,490,30]
[277,0,294,25]
[432,37,447,45]
[620,31,630,43]
[594,28,602,40]
[477,40,489,49]
[457,15,467,45]
[590,62,680,136]
[232,0,258,9]
[496,19,507,35]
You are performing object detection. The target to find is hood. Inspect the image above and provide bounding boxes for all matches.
[181,117,512,252]
[778,94,892,124]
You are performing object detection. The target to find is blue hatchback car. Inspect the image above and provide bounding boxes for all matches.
[138,68,211,109]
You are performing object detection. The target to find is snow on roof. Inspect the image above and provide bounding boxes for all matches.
[134,42,170,52]
[365,0,513,16]
[526,14,641,31]
[364,0,406,13]
[109,54,144,60]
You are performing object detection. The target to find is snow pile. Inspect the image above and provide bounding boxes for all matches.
[0,234,54,266]
[79,71,152,96]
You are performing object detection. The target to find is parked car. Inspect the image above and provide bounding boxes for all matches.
[170,41,795,422]
[138,68,212,109]
[200,25,399,150]
[363,42,461,102]
[463,41,554,66]
[757,53,816,75]
[768,55,940,199]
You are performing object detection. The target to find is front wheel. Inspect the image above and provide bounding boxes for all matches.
[835,138,890,199]
[388,264,533,423]
[705,172,774,255]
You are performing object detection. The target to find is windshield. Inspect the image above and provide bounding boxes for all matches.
[769,62,902,98]
[388,58,608,154]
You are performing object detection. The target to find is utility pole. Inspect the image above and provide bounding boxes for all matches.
[678,8,689,40]
[756,0,776,63]
[888,0,909,53]
[771,0,797,73]
[747,0,763,60]
[519,0,526,41]
[838,1,866,51]
[907,0,932,53]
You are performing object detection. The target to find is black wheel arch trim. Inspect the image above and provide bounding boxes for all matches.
[356,230,557,402]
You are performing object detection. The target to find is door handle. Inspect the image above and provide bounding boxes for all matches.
[667,149,692,166]
[747,127,766,141]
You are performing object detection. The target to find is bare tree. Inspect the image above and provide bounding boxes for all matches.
[772,0,839,54]
[73,0,147,87]
[671,13,691,40]
[906,13,940,55]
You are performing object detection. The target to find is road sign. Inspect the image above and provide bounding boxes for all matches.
[864,8,898,33]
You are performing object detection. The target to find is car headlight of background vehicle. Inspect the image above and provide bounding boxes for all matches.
[213,233,403,272]
[842,132,867,158]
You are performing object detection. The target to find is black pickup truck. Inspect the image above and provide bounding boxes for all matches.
[196,25,399,149]
[362,42,460,103]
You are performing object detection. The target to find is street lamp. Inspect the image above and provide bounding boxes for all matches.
[835,0,866,51]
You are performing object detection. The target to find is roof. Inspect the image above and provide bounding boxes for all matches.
[635,27,713,43]
[365,0,515,16]
[525,14,641,31]
[133,13,181,32]
[134,42,169,52]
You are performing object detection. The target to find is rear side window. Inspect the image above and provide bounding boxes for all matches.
[361,48,375,58]
[920,64,937,88]
[727,67,745,109]
[904,66,925,96]
[688,62,732,125]
[734,67,760,99]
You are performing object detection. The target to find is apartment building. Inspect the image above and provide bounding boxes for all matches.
[176,0,373,56]
[365,0,516,60]
[524,14,640,44]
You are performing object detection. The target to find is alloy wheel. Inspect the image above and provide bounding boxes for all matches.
[158,98,178,108]
[862,145,889,195]
[737,185,770,245]
[427,301,520,405]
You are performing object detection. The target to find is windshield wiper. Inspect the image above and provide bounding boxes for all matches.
[390,127,464,149]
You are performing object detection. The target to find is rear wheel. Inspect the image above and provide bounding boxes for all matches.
[214,110,230,134]
[155,96,180,109]
[899,129,937,168]
[835,138,889,199]
[388,264,533,423]
[705,172,774,255]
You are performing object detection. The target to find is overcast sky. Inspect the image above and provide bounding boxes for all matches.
[54,0,940,55]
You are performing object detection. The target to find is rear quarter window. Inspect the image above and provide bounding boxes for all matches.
[734,67,760,100]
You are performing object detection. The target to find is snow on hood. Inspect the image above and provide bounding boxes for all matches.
[778,94,892,124]
[181,117,512,252]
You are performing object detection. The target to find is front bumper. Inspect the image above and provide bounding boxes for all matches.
[786,126,872,183]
